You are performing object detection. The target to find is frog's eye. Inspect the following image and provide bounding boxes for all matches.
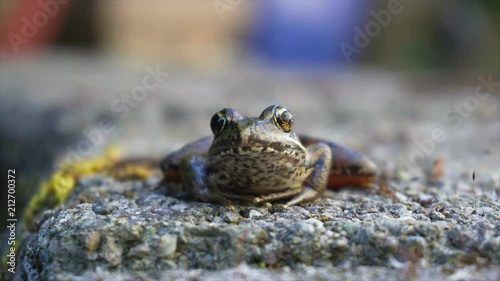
[210,108,242,135]
[210,112,227,135]
[274,108,293,133]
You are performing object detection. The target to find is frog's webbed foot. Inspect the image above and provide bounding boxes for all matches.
[282,188,321,209]
[284,143,332,208]
[214,190,298,207]
[215,191,261,203]
[252,188,303,203]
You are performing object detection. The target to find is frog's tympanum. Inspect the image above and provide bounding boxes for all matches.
[161,105,377,208]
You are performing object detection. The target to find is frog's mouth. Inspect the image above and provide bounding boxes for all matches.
[213,144,304,158]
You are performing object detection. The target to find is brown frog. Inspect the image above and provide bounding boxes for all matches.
[160,105,377,208]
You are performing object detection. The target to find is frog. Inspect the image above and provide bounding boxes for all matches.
[160,105,378,208]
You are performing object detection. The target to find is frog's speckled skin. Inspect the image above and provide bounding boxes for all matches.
[161,105,377,207]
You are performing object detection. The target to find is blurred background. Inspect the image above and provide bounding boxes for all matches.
[1,0,499,69]
[0,0,499,251]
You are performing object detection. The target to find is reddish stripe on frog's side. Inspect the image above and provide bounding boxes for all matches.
[327,175,375,190]
[166,169,375,190]
[164,170,182,182]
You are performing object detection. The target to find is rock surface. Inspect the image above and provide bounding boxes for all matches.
[1,55,498,280]
[18,170,499,280]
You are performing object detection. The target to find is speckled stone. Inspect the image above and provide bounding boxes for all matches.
[17,171,499,280]
[5,62,498,281]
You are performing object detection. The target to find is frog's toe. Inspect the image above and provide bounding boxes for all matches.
[281,201,298,209]
[224,204,236,210]
[283,187,320,208]
[252,197,263,203]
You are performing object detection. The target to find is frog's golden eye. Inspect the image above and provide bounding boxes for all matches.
[210,112,227,135]
[274,108,293,133]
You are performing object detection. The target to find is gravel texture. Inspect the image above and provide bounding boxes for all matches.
[1,55,498,281]
[18,173,499,280]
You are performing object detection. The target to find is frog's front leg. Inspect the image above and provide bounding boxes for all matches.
[179,155,234,205]
[283,143,332,208]
[299,135,377,189]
